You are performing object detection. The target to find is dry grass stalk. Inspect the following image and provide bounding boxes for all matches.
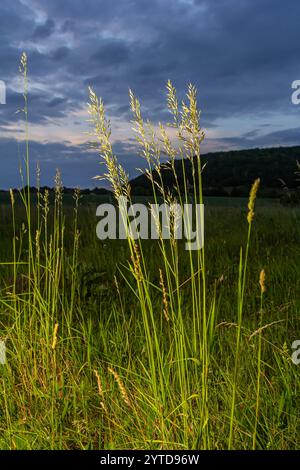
[159,268,170,321]
[9,188,15,206]
[51,323,59,350]
[259,269,266,294]
[131,243,143,282]
[108,367,131,407]
[94,369,108,413]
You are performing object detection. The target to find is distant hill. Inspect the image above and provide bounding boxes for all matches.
[129,146,300,197]
[0,186,113,205]
[1,146,299,201]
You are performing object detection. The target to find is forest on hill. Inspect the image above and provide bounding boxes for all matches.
[1,146,299,202]
[129,146,300,198]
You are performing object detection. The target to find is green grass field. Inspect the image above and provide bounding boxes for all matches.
[0,195,299,449]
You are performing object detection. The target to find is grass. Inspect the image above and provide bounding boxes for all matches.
[0,55,299,450]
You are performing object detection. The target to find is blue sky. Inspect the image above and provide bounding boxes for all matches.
[0,0,299,188]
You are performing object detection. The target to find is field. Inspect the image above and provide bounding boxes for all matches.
[0,64,299,450]
[0,193,299,450]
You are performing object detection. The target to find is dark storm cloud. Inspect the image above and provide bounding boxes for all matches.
[91,40,130,66]
[0,136,139,189]
[50,47,71,61]
[32,18,55,39]
[0,89,74,126]
[2,0,299,117]
[47,97,68,108]
[0,0,300,187]
[0,137,90,188]
[209,127,300,150]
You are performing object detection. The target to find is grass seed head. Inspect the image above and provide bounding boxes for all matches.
[94,369,108,413]
[108,367,131,407]
[51,323,59,350]
[159,268,170,322]
[247,178,260,224]
[9,189,15,206]
[259,269,266,294]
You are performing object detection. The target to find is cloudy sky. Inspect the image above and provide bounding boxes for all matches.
[0,0,299,188]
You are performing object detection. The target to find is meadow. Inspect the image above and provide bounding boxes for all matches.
[0,55,299,450]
